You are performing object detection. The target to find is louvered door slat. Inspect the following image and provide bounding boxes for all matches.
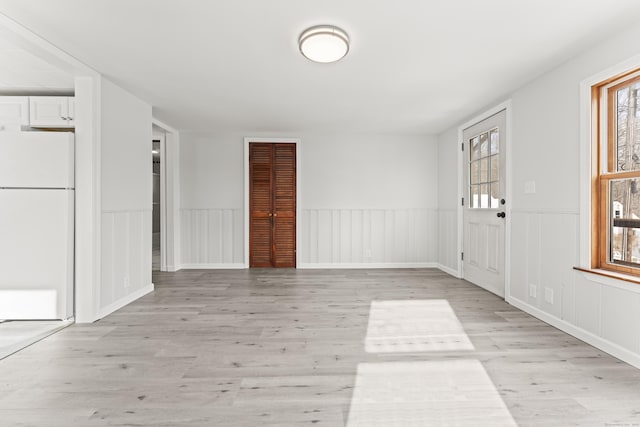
[250,217,272,267]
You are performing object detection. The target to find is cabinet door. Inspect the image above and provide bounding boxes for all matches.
[0,97,29,130]
[29,96,73,128]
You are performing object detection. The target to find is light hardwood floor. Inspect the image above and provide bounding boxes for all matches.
[1,269,639,426]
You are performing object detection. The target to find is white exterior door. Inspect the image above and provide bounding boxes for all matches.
[463,110,506,297]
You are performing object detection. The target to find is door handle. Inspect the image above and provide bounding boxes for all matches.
[268,213,273,217]
[497,212,506,218]
[273,213,278,217]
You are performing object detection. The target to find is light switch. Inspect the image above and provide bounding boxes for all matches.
[524,181,536,194]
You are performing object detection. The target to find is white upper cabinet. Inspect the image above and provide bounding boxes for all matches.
[0,97,29,131]
[29,96,74,128]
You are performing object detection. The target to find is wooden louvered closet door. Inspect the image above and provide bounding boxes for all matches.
[249,143,296,268]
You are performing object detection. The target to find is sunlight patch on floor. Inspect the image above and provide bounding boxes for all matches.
[365,299,474,353]
[346,360,517,427]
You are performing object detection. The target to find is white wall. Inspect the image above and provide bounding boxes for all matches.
[301,134,438,267]
[179,131,244,267]
[437,127,459,275]
[179,131,438,268]
[74,75,102,323]
[437,24,640,368]
[99,78,153,318]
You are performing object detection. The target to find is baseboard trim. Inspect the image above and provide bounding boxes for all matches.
[297,262,437,269]
[179,263,248,270]
[96,284,154,321]
[507,296,640,370]
[436,263,461,278]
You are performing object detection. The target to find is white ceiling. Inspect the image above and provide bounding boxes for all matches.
[0,0,639,134]
[0,35,73,94]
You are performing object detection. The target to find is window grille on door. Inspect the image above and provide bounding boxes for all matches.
[469,128,499,209]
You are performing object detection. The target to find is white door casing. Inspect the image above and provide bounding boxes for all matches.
[463,110,507,297]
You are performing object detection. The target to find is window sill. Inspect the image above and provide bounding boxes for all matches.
[573,267,640,294]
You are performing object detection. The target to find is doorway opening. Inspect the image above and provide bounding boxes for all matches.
[151,123,169,272]
[151,121,178,272]
[152,136,161,271]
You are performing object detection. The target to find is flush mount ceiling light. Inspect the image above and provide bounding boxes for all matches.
[299,25,349,63]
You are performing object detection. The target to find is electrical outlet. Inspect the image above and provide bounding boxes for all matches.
[124,276,130,289]
[544,287,554,304]
[529,284,537,298]
[365,249,372,258]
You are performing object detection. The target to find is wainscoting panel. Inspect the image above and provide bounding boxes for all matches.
[180,208,244,267]
[300,208,437,266]
[508,209,640,367]
[600,285,640,353]
[437,209,458,275]
[101,209,152,316]
[509,210,578,322]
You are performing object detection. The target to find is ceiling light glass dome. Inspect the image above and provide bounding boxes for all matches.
[299,25,349,63]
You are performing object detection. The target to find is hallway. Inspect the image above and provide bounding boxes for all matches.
[1,269,639,426]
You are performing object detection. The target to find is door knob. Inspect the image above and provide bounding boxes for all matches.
[268,213,273,217]
[500,199,506,205]
[273,213,278,217]
[497,212,506,218]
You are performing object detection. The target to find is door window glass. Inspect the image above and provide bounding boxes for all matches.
[469,128,499,209]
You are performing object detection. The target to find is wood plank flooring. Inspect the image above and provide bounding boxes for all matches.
[1,269,639,426]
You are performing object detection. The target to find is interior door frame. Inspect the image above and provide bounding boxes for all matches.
[244,137,301,268]
[457,100,512,298]
[152,118,179,272]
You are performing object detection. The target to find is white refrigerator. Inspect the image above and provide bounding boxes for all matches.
[0,131,74,320]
